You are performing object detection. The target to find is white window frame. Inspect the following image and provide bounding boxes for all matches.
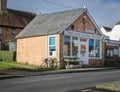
[48,35,56,57]
[64,35,79,58]
[89,39,102,59]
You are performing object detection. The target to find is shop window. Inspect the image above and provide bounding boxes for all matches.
[48,35,56,57]
[89,39,94,58]
[95,40,100,58]
[89,39,101,59]
[11,28,16,35]
[106,48,113,58]
[72,37,78,56]
[0,26,2,35]
[64,36,71,56]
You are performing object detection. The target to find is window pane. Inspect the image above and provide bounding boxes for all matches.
[0,26,2,35]
[106,48,113,58]
[95,40,100,58]
[64,36,70,56]
[89,39,94,57]
[49,36,55,45]
[49,46,56,56]
[72,37,78,56]
[11,28,16,35]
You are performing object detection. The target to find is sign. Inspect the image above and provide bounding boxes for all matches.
[86,28,95,33]
[64,30,102,39]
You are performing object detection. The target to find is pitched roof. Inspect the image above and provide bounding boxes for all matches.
[16,8,86,38]
[0,9,36,28]
[115,21,120,25]
[103,26,112,32]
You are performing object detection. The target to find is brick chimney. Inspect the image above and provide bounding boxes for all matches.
[0,0,7,10]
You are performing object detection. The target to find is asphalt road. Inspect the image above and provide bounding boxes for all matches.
[0,69,120,92]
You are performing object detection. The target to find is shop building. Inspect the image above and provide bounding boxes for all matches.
[16,8,120,67]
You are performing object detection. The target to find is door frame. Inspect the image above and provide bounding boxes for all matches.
[79,39,89,65]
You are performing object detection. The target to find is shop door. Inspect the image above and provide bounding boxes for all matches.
[80,39,88,64]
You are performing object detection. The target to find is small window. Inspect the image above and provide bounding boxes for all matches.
[71,25,74,30]
[0,26,2,35]
[48,35,56,57]
[106,48,113,58]
[114,49,119,56]
[11,28,16,35]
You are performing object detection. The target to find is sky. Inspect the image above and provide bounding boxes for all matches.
[7,0,120,27]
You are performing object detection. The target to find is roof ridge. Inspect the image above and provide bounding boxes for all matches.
[41,8,85,15]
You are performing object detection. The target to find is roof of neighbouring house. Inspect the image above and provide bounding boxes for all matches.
[102,26,112,32]
[0,9,36,28]
[115,21,120,25]
[16,8,86,38]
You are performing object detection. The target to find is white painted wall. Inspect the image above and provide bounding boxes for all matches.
[101,27,111,37]
[109,25,120,41]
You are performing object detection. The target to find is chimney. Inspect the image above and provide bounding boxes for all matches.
[0,0,7,10]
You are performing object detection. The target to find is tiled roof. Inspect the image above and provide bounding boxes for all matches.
[0,9,36,28]
[16,8,86,38]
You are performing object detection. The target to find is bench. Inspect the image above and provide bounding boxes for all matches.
[64,58,83,69]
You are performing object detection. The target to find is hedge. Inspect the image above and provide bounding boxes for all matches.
[0,51,16,62]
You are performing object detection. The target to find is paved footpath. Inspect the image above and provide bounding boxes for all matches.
[0,67,120,79]
[96,81,120,92]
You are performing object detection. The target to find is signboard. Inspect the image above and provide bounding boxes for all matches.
[64,30,102,39]
[86,28,95,33]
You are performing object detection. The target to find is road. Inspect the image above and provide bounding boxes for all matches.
[0,69,120,92]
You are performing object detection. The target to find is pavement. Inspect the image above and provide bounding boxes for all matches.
[0,67,120,80]
[96,81,120,91]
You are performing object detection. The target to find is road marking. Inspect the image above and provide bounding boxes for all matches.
[12,76,72,84]
[92,71,120,75]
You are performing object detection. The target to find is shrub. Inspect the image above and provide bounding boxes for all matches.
[0,51,16,62]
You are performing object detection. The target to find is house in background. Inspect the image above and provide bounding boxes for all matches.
[109,21,120,41]
[0,0,36,50]
[101,26,112,39]
[101,21,120,66]
[101,21,120,41]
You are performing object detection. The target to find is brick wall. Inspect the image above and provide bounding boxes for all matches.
[17,36,47,66]
[0,26,22,49]
[67,12,100,35]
